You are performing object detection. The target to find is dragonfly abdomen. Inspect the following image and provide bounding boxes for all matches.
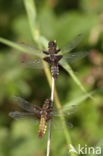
[51,65,59,80]
[38,116,47,138]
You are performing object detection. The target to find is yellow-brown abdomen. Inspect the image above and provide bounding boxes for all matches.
[38,117,47,138]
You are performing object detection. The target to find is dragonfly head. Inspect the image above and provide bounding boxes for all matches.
[48,41,56,48]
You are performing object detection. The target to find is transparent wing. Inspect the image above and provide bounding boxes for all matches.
[52,120,73,131]
[13,96,41,114]
[22,59,45,69]
[19,43,45,58]
[59,51,88,65]
[9,111,35,120]
[48,104,78,118]
[19,43,48,69]
[60,34,83,54]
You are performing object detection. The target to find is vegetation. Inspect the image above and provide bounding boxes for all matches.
[0,0,103,155]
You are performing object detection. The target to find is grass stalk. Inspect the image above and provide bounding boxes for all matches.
[47,77,55,156]
[44,65,76,156]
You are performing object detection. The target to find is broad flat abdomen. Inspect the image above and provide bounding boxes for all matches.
[38,117,47,138]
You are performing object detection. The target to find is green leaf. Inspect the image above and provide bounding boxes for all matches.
[23,0,48,48]
[62,89,103,112]
[0,37,42,57]
[59,59,87,92]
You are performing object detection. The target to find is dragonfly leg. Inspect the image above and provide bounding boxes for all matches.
[47,109,53,113]
[42,50,49,55]
[34,105,42,111]
[55,49,61,54]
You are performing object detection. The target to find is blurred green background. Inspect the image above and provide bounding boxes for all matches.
[0,0,103,156]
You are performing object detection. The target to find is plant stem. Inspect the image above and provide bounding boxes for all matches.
[51,77,55,101]
[47,77,55,156]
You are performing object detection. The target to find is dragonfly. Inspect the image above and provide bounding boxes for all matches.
[9,96,78,138]
[20,34,88,80]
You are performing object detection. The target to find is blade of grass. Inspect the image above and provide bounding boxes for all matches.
[62,90,96,112]
[0,37,42,57]
[23,0,48,48]
[63,88,103,111]
[60,59,86,92]
[23,0,39,42]
[59,59,94,99]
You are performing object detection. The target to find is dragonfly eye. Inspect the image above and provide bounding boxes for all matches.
[48,41,56,48]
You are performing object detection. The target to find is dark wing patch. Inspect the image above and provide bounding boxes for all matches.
[43,57,51,64]
[56,55,63,62]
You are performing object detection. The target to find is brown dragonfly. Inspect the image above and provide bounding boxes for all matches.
[9,96,78,138]
[20,34,88,80]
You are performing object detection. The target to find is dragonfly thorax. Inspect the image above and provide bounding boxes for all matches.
[48,41,57,56]
[50,54,57,61]
[48,41,56,49]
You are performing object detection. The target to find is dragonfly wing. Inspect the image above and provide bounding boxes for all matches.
[60,34,83,54]
[50,104,78,117]
[19,43,45,58]
[23,59,44,69]
[51,110,76,117]
[22,59,50,69]
[9,111,35,120]
[52,120,73,131]
[13,96,41,114]
[59,51,88,65]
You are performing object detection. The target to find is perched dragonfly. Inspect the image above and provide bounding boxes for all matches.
[9,96,78,138]
[20,34,88,80]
